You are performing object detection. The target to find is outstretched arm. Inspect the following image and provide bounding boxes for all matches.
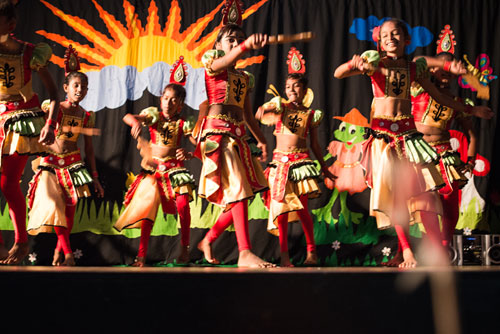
[209,34,268,73]
[334,54,376,79]
[123,113,147,139]
[413,55,466,75]
[459,117,477,173]
[417,77,492,118]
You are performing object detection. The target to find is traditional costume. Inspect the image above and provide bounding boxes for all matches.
[259,95,322,234]
[257,47,321,258]
[197,47,267,209]
[0,38,51,164]
[359,49,445,230]
[196,1,269,256]
[0,37,52,247]
[114,56,195,258]
[27,45,96,237]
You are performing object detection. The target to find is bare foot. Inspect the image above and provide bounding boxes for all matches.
[237,250,276,268]
[52,249,64,266]
[1,242,29,265]
[381,250,403,267]
[61,253,75,266]
[176,245,190,264]
[399,248,418,268]
[280,251,294,267]
[303,250,318,266]
[197,238,220,265]
[131,257,146,267]
[0,243,8,262]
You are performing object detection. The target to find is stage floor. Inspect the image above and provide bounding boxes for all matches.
[1,265,498,333]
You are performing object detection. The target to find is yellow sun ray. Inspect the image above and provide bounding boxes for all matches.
[38,0,269,73]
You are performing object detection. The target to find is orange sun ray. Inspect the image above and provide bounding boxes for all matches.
[39,0,116,57]
[90,0,128,47]
[38,0,270,72]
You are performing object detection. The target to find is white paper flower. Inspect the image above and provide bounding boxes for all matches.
[331,240,341,250]
[28,252,37,263]
[463,227,472,236]
[73,249,83,259]
[381,247,392,257]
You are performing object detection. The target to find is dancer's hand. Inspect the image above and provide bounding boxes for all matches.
[449,60,466,75]
[257,142,267,162]
[93,179,105,197]
[350,54,374,74]
[471,105,494,119]
[176,148,193,161]
[38,124,55,145]
[244,33,268,50]
[130,120,142,139]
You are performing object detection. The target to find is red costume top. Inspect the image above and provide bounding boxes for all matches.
[411,90,469,131]
[140,107,194,147]
[202,50,254,108]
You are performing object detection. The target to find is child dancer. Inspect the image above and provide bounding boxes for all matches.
[27,45,104,266]
[334,18,491,267]
[0,0,59,264]
[256,47,335,267]
[115,57,195,267]
[412,25,493,248]
[196,1,273,268]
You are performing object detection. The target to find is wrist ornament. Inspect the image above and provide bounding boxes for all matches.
[239,42,248,53]
[443,61,452,72]
[46,118,56,129]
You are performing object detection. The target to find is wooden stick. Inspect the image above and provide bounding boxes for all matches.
[268,32,315,44]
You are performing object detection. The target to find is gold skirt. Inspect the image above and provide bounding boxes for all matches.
[265,166,320,235]
[369,138,443,229]
[27,170,90,235]
[198,135,267,210]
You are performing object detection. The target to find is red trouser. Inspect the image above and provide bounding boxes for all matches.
[0,153,29,244]
[137,194,191,258]
[54,205,76,255]
[440,189,460,246]
[204,200,251,252]
[277,195,316,253]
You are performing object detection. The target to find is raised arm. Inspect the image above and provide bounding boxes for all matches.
[413,55,466,75]
[123,113,148,139]
[209,34,268,73]
[417,77,492,117]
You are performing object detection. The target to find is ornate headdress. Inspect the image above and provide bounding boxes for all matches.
[436,25,456,55]
[266,47,314,108]
[287,47,306,74]
[64,45,81,75]
[169,56,188,86]
[222,0,244,26]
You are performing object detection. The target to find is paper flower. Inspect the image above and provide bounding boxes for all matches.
[381,247,392,257]
[331,240,341,250]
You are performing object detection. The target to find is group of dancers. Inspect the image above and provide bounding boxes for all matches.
[0,0,493,267]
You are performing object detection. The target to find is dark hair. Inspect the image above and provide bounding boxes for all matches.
[162,83,186,103]
[64,71,88,86]
[286,73,308,88]
[435,52,456,60]
[0,0,16,21]
[379,18,410,40]
[214,23,246,47]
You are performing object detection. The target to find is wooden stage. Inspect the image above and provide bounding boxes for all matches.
[1,265,499,333]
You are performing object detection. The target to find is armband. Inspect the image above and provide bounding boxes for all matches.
[46,118,56,128]
[443,61,452,72]
[239,42,248,53]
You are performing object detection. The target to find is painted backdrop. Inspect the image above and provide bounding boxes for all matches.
[1,0,499,266]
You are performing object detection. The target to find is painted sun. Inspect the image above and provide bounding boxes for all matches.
[37,0,268,73]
